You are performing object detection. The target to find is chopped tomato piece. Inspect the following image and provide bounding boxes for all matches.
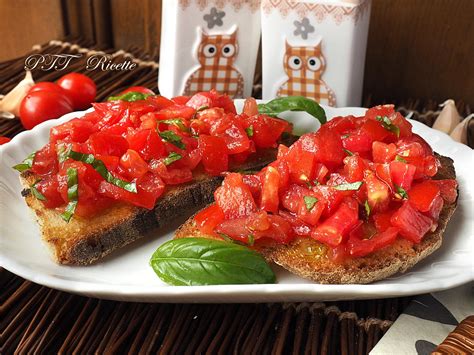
[195,204,225,235]
[198,135,228,176]
[408,180,441,212]
[433,179,458,204]
[214,173,257,219]
[126,129,167,161]
[372,142,397,163]
[88,132,128,157]
[365,105,395,121]
[390,161,416,190]
[260,166,280,213]
[347,227,398,257]
[35,175,64,208]
[120,149,149,179]
[50,119,95,143]
[32,143,58,176]
[149,159,193,185]
[364,170,390,212]
[373,210,395,232]
[390,202,433,243]
[311,201,359,247]
[343,155,368,182]
[279,210,312,236]
[244,114,289,148]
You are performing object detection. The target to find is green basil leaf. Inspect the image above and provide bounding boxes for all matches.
[364,200,371,217]
[395,184,408,199]
[12,152,35,172]
[395,155,407,163]
[245,125,254,137]
[303,196,319,211]
[65,149,137,193]
[257,96,326,124]
[343,149,354,156]
[333,181,363,191]
[61,168,79,222]
[161,119,189,132]
[375,115,400,137]
[31,181,46,201]
[163,152,182,166]
[159,130,186,149]
[107,91,152,102]
[150,238,275,285]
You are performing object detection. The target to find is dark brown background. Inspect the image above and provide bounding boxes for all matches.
[0,0,473,106]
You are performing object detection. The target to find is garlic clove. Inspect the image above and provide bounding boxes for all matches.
[450,114,473,145]
[0,70,35,118]
[432,99,461,134]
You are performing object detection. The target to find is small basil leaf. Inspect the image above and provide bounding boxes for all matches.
[163,152,182,166]
[395,184,408,199]
[245,125,254,137]
[395,155,407,163]
[31,182,46,201]
[343,149,354,156]
[303,196,318,211]
[61,168,79,222]
[159,130,186,149]
[364,200,371,217]
[257,96,326,124]
[12,152,35,172]
[150,238,276,286]
[107,91,152,102]
[375,115,400,137]
[65,149,137,193]
[333,181,363,191]
[161,119,189,132]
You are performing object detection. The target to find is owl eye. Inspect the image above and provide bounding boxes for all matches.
[307,57,322,71]
[203,44,217,57]
[288,56,302,70]
[221,44,236,57]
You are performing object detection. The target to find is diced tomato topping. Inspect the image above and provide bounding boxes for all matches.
[390,161,416,190]
[88,132,129,157]
[279,210,312,236]
[50,119,95,143]
[260,166,280,213]
[347,227,398,257]
[408,180,441,212]
[364,170,390,212]
[214,173,257,219]
[195,204,225,236]
[311,201,359,247]
[198,135,228,176]
[373,210,394,232]
[32,143,58,176]
[372,142,397,163]
[120,149,149,179]
[34,175,64,208]
[126,129,167,161]
[433,179,458,204]
[390,202,433,243]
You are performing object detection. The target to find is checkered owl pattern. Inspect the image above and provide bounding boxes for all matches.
[277,41,336,106]
[183,30,244,98]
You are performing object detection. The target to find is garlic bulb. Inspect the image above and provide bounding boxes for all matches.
[0,71,34,118]
[432,99,461,134]
[450,114,473,145]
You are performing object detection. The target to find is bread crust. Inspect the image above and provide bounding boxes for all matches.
[20,138,296,265]
[175,154,458,284]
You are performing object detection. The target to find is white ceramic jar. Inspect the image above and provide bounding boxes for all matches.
[159,0,261,98]
[261,0,371,107]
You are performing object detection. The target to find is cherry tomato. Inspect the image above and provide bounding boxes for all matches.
[20,91,74,129]
[57,73,96,110]
[0,136,11,145]
[120,86,155,95]
[28,82,73,105]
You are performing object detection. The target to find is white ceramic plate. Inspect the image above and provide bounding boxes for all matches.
[1,102,473,302]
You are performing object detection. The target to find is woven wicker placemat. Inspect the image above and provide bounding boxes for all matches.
[0,39,469,354]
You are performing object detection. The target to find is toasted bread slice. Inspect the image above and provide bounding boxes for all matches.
[20,137,296,265]
[175,154,457,284]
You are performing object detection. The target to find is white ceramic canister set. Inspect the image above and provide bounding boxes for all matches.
[159,0,371,107]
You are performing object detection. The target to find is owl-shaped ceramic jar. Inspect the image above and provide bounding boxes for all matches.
[159,0,261,98]
[261,0,371,107]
